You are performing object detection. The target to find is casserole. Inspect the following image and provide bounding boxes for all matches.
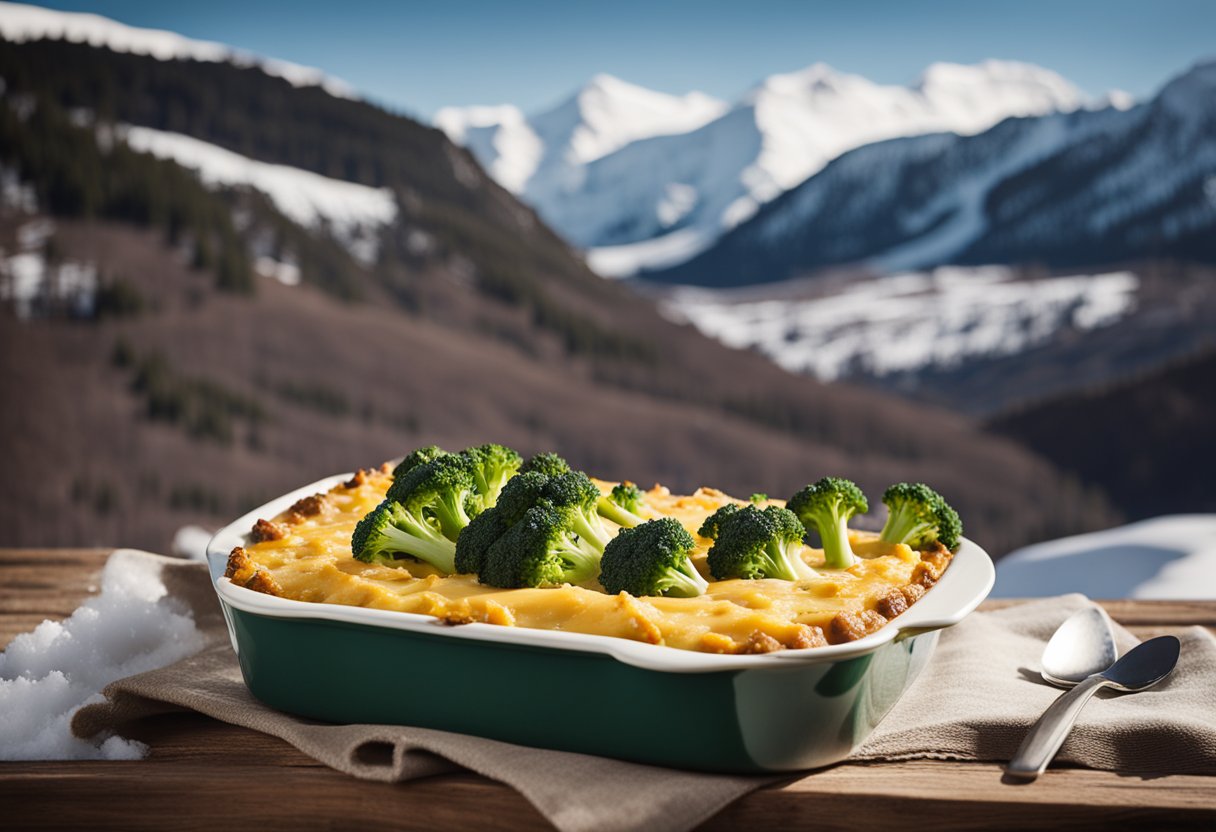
[207,472,994,773]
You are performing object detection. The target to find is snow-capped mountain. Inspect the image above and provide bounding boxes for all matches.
[434,74,726,197]
[650,59,1216,288]
[438,61,1085,275]
[0,0,353,96]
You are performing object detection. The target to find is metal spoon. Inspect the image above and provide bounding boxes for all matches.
[1007,632,1181,780]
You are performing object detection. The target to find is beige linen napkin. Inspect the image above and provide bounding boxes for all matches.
[856,594,1216,772]
[73,552,1216,832]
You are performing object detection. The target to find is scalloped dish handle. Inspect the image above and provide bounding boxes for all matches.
[893,539,995,640]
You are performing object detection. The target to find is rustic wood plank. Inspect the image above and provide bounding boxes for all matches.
[983,597,1216,628]
[0,548,109,646]
[1,549,1214,831]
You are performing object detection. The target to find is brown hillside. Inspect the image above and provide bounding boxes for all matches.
[1,219,1117,556]
[989,348,1216,520]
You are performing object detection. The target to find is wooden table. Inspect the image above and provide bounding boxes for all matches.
[2,549,1213,830]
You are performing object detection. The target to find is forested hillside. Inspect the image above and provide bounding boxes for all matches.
[989,348,1216,520]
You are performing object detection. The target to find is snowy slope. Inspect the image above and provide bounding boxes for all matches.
[435,74,726,198]
[119,126,396,263]
[0,1,354,97]
[439,61,1085,275]
[993,516,1216,599]
[654,59,1216,288]
[662,266,1138,380]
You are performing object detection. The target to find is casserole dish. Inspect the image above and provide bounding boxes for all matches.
[207,472,995,773]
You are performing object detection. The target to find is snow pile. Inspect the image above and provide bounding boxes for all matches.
[0,550,206,760]
[439,61,1090,276]
[994,516,1216,599]
[119,125,395,264]
[661,266,1139,381]
[171,526,214,561]
[0,1,354,98]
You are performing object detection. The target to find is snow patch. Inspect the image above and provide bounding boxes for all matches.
[0,219,99,318]
[994,516,1216,599]
[254,256,301,287]
[0,1,355,98]
[587,227,715,278]
[119,126,395,264]
[661,266,1139,380]
[171,526,213,561]
[0,550,205,760]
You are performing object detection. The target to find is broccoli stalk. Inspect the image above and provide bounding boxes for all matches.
[599,517,708,598]
[479,505,601,588]
[597,482,647,528]
[879,482,963,552]
[460,443,522,505]
[706,505,817,582]
[788,477,869,569]
[544,471,612,551]
[384,454,478,541]
[352,500,458,573]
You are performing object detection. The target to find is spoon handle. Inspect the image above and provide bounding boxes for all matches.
[1006,674,1108,780]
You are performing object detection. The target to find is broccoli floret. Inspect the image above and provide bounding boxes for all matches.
[599,518,707,598]
[544,471,612,550]
[385,454,478,541]
[479,505,601,588]
[460,443,522,505]
[494,471,550,525]
[519,452,571,478]
[391,445,448,479]
[454,507,509,575]
[351,500,457,574]
[456,469,611,581]
[697,503,741,540]
[597,482,647,528]
[706,505,816,581]
[788,477,869,569]
[749,493,768,504]
[879,482,963,552]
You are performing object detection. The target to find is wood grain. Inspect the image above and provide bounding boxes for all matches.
[2,549,1214,831]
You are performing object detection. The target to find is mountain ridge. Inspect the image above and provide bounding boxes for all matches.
[645,58,1216,288]
[438,59,1088,276]
[0,0,353,96]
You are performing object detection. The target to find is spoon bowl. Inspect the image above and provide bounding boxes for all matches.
[1041,606,1119,687]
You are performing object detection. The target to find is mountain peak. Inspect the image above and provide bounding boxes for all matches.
[915,59,1082,110]
[1154,57,1216,121]
[748,62,856,100]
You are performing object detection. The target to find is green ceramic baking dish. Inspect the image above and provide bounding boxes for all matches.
[207,472,995,774]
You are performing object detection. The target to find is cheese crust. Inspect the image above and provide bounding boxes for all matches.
[227,466,954,654]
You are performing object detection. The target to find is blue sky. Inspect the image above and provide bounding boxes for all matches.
[27,0,1216,119]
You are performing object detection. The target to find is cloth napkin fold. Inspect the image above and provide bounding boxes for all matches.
[73,551,1216,832]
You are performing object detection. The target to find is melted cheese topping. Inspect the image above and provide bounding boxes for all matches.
[241,471,941,653]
